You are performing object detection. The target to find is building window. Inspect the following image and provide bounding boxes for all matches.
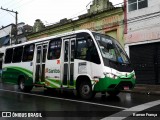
[128,0,148,12]
[138,0,148,9]
[128,0,137,12]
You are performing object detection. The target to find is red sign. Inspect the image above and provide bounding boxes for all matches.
[57,60,60,64]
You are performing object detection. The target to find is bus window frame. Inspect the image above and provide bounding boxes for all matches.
[47,38,62,60]
[4,48,13,64]
[22,44,35,62]
[76,32,101,64]
[12,46,23,63]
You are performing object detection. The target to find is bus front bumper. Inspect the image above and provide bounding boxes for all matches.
[93,77,136,92]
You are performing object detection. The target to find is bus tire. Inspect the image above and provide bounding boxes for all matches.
[19,77,32,92]
[107,90,120,96]
[78,80,95,100]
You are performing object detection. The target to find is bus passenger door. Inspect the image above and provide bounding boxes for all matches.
[34,44,48,84]
[63,38,75,88]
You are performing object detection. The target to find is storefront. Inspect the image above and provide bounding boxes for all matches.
[125,0,160,84]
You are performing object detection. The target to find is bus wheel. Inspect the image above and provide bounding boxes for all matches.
[19,77,32,92]
[78,81,95,100]
[107,90,120,96]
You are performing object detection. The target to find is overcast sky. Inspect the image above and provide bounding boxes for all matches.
[0,0,123,27]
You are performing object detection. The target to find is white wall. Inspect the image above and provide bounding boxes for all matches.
[0,25,12,38]
[17,22,25,35]
[126,0,160,44]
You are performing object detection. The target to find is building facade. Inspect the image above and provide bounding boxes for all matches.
[125,0,160,84]
[0,24,14,47]
[0,23,32,72]
[0,23,32,46]
[27,0,125,46]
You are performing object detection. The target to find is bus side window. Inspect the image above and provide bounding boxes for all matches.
[22,44,35,62]
[4,48,13,63]
[76,40,87,60]
[86,38,100,64]
[76,33,100,64]
[48,38,62,60]
[12,47,23,63]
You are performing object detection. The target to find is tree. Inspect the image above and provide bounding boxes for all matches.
[33,19,45,32]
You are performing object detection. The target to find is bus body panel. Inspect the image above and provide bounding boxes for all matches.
[2,62,33,85]
[74,60,92,80]
[45,59,61,88]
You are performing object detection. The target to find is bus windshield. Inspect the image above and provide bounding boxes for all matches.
[93,32,130,64]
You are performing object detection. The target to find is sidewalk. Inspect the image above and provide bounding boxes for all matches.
[123,84,160,95]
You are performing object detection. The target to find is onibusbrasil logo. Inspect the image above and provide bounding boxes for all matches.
[2,112,42,118]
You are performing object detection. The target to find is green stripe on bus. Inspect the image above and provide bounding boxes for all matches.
[45,79,61,88]
[4,66,33,77]
[45,78,76,89]
[46,78,61,85]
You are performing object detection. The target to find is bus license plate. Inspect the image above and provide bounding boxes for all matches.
[124,86,129,90]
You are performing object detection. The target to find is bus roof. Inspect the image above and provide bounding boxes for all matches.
[1,29,93,49]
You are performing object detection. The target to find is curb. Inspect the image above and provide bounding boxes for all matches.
[122,90,160,95]
[122,84,160,95]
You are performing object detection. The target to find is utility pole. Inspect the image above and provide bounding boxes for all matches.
[0,7,18,44]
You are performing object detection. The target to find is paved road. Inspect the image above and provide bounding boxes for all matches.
[0,83,160,120]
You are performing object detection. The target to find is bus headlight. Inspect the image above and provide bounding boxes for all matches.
[103,72,118,79]
[133,74,136,79]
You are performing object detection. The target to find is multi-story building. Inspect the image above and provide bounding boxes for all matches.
[0,24,14,47]
[125,0,160,84]
[0,23,32,46]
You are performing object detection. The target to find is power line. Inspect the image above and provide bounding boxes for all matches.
[1,0,159,31]
[0,0,36,26]
[0,7,18,44]
[5,0,24,9]
[11,0,36,10]
[0,0,22,19]
[1,0,17,8]
[1,0,123,26]
[0,0,32,19]
[44,1,124,26]
[44,0,93,26]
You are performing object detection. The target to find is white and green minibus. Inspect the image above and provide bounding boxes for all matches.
[0,30,136,99]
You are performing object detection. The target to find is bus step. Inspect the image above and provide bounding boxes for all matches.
[34,84,45,87]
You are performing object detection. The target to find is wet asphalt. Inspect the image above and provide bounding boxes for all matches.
[0,83,160,120]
